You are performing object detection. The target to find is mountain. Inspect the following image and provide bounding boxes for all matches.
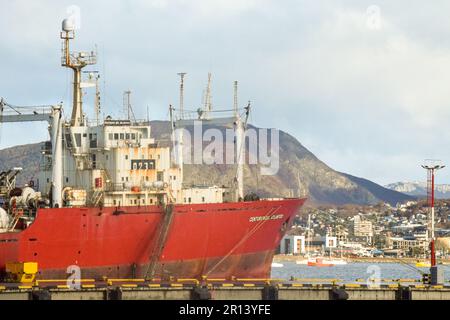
[342,173,416,205]
[385,181,450,199]
[0,121,413,206]
[0,143,42,187]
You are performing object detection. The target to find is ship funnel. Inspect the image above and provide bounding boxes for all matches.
[62,19,75,32]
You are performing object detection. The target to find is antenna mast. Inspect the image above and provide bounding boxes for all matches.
[204,73,212,119]
[60,19,97,127]
[178,73,187,119]
[233,81,238,118]
[123,90,136,122]
[95,74,101,126]
[123,90,131,120]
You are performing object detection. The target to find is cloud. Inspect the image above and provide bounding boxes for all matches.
[1,1,450,185]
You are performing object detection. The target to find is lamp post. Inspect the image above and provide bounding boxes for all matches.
[422,160,445,285]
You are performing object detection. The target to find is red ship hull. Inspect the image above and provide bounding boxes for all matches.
[0,198,305,280]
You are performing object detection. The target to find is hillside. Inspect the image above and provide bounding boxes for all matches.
[0,121,413,206]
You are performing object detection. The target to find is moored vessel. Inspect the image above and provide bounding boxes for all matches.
[0,20,305,281]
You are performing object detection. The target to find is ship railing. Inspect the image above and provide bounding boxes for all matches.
[101,118,150,127]
[106,183,126,192]
[105,183,143,192]
[104,183,168,193]
[61,51,97,67]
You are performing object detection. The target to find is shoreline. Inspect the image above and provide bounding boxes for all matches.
[273,254,450,264]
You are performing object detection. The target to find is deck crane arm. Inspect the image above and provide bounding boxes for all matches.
[0,98,54,123]
[0,98,64,208]
[171,102,252,202]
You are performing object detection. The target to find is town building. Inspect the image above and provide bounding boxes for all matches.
[280,235,305,254]
[353,215,373,244]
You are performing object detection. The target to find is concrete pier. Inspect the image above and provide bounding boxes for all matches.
[1,280,450,300]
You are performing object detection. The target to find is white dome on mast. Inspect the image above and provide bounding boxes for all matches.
[62,18,75,32]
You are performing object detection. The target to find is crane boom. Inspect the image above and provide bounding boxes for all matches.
[0,98,53,123]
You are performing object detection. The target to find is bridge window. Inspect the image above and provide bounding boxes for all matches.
[92,154,97,169]
[65,134,73,148]
[89,133,98,148]
[74,134,81,147]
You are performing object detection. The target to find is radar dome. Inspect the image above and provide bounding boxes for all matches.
[62,19,75,32]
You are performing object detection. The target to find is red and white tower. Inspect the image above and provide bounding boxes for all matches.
[421,160,445,267]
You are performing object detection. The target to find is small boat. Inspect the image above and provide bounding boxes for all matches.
[415,261,431,268]
[329,259,348,265]
[297,256,348,266]
[307,258,333,267]
[271,262,284,268]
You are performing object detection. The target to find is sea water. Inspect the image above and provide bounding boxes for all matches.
[271,261,450,283]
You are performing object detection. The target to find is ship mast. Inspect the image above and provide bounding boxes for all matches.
[178,73,187,120]
[204,73,212,119]
[60,19,97,127]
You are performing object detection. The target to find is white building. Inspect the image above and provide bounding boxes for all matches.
[324,235,337,248]
[280,235,305,254]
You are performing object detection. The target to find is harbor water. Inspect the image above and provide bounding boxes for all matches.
[271,261,450,282]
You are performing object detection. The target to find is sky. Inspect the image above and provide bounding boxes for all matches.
[1,0,450,186]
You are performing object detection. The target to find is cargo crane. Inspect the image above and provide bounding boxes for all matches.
[0,98,63,208]
[171,76,250,202]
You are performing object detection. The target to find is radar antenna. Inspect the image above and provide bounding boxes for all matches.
[61,19,97,127]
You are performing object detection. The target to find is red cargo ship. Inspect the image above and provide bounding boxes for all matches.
[0,199,304,279]
[0,19,305,281]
